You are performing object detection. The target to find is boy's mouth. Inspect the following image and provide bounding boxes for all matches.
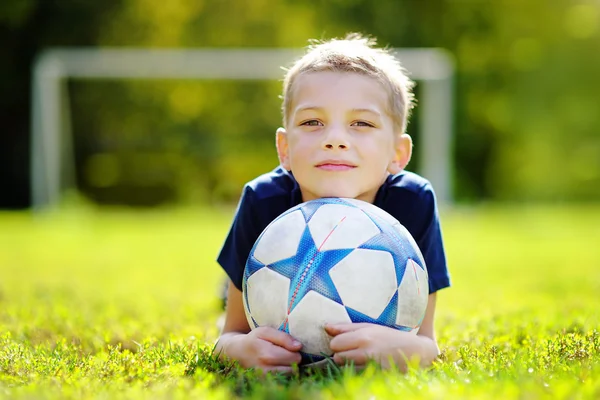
[315,160,357,171]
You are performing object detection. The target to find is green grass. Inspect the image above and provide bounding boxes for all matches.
[1,205,599,399]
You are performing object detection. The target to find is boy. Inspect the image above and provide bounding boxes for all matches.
[215,34,451,374]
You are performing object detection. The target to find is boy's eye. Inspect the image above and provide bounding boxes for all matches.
[300,120,323,126]
[352,121,375,127]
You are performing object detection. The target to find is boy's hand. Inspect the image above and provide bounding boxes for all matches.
[325,323,428,371]
[231,326,302,373]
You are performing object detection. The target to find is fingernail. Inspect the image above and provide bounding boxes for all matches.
[293,340,302,347]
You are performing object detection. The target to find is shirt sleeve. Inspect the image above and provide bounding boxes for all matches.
[217,186,262,291]
[410,183,451,294]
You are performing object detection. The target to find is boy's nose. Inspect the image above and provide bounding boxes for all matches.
[324,143,347,149]
[322,126,350,150]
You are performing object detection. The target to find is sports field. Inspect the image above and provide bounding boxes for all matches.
[1,205,599,399]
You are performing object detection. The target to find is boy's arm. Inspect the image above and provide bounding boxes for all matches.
[325,293,440,371]
[215,281,302,373]
[220,281,251,334]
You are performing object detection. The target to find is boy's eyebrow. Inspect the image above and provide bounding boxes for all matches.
[351,108,382,116]
[294,106,382,116]
[295,106,322,113]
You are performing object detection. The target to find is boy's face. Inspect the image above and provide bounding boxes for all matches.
[277,71,412,203]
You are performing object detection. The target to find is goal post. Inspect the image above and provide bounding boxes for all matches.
[31,47,454,209]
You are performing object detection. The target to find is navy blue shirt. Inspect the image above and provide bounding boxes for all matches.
[218,167,451,294]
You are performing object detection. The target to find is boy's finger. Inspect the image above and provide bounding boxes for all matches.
[255,327,302,351]
[333,350,368,366]
[261,345,302,366]
[329,330,361,352]
[325,323,370,335]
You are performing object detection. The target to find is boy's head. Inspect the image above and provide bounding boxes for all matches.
[281,33,415,134]
[276,34,416,204]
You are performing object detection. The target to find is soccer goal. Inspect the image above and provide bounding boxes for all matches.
[31,48,454,209]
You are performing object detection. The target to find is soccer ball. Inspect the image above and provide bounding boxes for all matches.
[242,198,429,365]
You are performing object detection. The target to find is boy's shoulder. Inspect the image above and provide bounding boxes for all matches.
[244,166,300,202]
[377,171,439,237]
[376,170,437,221]
[383,170,434,198]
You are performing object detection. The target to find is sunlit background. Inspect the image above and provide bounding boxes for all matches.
[2,0,599,208]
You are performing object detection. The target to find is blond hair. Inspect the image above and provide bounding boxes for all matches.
[281,33,416,133]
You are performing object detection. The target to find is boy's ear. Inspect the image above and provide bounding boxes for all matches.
[388,133,413,175]
[276,127,291,171]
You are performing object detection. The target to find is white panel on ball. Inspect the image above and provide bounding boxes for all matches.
[329,249,398,318]
[245,268,290,328]
[288,291,351,356]
[308,204,379,250]
[253,210,305,265]
[396,259,429,328]
[343,198,401,228]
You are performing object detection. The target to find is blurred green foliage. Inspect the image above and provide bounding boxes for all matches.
[2,0,599,205]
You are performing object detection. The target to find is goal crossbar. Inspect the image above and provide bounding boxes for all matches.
[31,47,454,208]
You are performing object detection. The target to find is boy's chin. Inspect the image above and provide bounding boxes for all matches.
[302,186,373,202]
